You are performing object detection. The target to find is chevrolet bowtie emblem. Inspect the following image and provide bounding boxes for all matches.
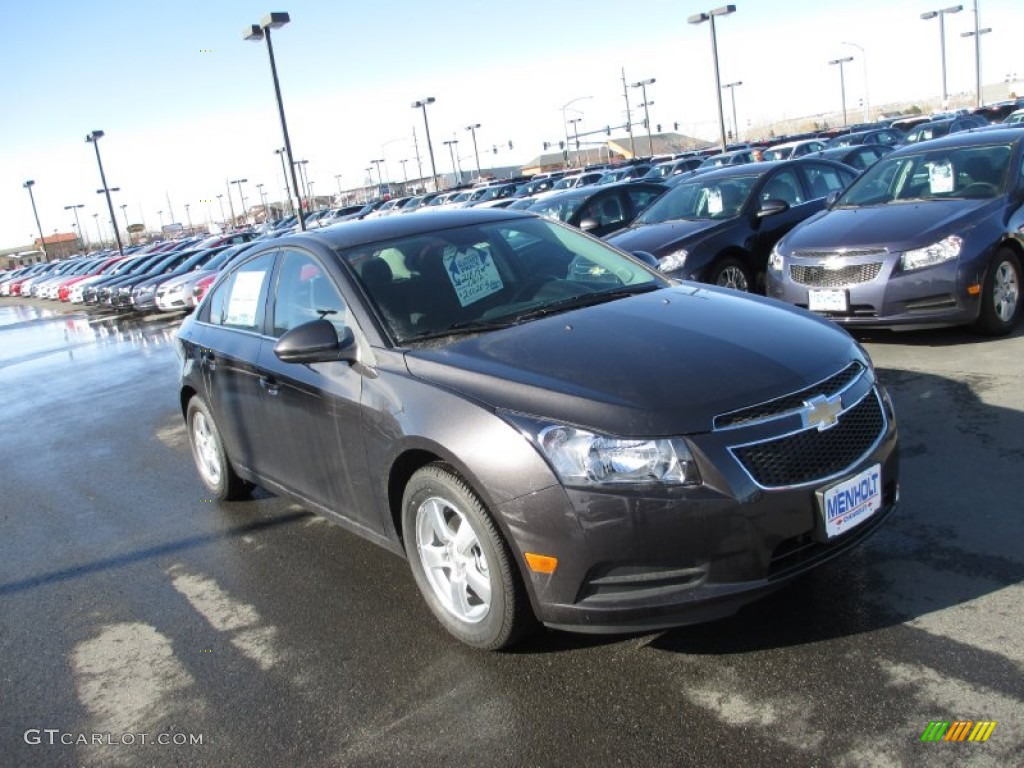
[802,394,842,431]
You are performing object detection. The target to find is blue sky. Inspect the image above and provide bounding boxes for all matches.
[2,0,1019,249]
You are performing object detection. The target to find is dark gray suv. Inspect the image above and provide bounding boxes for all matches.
[177,209,899,649]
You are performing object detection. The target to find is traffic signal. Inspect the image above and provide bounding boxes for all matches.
[674,122,679,131]
[605,126,611,135]
[508,140,513,149]
[543,142,550,150]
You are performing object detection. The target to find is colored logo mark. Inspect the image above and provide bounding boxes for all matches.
[920,721,997,742]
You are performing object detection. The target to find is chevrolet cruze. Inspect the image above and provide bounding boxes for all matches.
[767,128,1024,334]
[177,209,899,649]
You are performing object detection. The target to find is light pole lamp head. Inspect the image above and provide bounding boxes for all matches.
[23,180,35,189]
[942,4,963,13]
[243,24,264,41]
[829,56,854,65]
[631,78,656,88]
[920,10,938,19]
[85,130,104,143]
[466,123,480,131]
[412,97,436,108]
[261,12,290,29]
[711,4,736,16]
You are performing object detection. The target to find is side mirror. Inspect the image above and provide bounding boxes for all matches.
[756,199,790,218]
[631,250,660,269]
[274,318,357,364]
[579,217,600,232]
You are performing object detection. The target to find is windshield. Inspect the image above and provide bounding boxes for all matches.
[635,174,758,224]
[836,143,1011,207]
[337,216,666,344]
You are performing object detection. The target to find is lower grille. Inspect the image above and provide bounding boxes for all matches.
[790,262,882,287]
[732,391,885,488]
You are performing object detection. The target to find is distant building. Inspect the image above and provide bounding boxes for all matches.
[34,232,82,260]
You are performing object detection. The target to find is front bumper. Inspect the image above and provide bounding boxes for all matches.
[498,376,899,633]
[767,250,981,329]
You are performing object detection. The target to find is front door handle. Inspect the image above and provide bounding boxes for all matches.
[200,349,217,371]
[259,375,280,396]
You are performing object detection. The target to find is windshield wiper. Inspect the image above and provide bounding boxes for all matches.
[507,283,661,323]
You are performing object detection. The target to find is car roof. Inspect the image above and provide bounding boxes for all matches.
[890,125,1024,152]
[276,208,538,250]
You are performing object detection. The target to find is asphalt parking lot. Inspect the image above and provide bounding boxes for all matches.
[1,296,1021,768]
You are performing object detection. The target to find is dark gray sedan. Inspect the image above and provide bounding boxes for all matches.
[177,209,899,649]
[767,127,1024,334]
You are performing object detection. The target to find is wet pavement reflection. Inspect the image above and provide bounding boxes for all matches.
[0,301,181,368]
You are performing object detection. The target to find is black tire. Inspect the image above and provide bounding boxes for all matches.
[402,464,535,650]
[973,248,1022,336]
[185,397,249,501]
[709,256,753,292]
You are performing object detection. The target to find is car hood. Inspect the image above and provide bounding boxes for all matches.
[607,219,731,256]
[403,285,858,436]
[782,198,997,252]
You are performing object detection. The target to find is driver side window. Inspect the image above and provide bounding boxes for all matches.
[272,249,347,338]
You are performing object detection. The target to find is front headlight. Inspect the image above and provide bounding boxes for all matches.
[901,235,962,271]
[768,243,785,272]
[660,248,688,273]
[537,425,701,487]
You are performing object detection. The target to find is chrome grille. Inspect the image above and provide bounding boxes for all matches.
[731,391,885,488]
[790,262,883,287]
[715,362,863,430]
[790,249,888,259]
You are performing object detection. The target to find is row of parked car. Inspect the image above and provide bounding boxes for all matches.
[0,231,260,312]
[4,111,1022,336]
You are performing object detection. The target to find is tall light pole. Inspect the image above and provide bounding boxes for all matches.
[841,41,870,122]
[93,213,102,247]
[184,203,193,234]
[961,1,991,109]
[244,13,305,230]
[216,195,227,230]
[567,118,583,167]
[22,181,47,258]
[257,182,269,222]
[85,130,124,255]
[334,174,343,197]
[65,204,86,251]
[412,97,438,192]
[688,5,737,154]
[157,210,165,229]
[443,139,459,187]
[721,81,742,142]
[631,78,656,157]
[561,95,592,168]
[371,158,385,192]
[119,204,130,241]
[921,5,963,107]
[274,147,293,215]
[230,178,247,226]
[829,56,855,127]
[399,159,409,193]
[465,123,482,180]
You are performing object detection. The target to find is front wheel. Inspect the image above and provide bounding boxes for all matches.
[973,249,1021,336]
[709,257,753,292]
[402,465,534,650]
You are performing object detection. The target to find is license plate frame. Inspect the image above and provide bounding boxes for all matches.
[818,464,882,539]
[808,288,848,312]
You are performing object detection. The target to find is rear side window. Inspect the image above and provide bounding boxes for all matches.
[802,163,854,198]
[206,252,275,331]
